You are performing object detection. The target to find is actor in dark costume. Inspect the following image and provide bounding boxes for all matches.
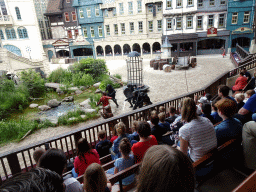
[106,84,119,107]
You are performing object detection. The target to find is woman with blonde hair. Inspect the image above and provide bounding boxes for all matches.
[136,145,195,192]
[179,97,217,162]
[84,163,112,192]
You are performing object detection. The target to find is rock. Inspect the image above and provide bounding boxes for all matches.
[81,115,86,119]
[29,103,38,108]
[81,108,97,113]
[79,99,91,108]
[38,105,51,111]
[80,86,86,91]
[47,99,61,108]
[56,88,64,95]
[75,89,83,95]
[68,87,79,91]
[71,92,75,95]
[93,82,101,88]
[62,96,74,102]
[95,89,102,94]
[68,117,76,121]
[88,90,92,93]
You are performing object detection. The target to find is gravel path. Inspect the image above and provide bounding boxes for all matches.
[0,54,234,154]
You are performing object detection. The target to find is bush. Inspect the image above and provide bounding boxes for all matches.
[48,68,73,84]
[20,69,46,98]
[89,94,101,109]
[99,77,121,90]
[113,74,122,80]
[72,73,94,87]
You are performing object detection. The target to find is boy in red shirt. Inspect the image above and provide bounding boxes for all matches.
[97,92,113,119]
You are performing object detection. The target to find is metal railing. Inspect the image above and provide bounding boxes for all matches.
[0,53,256,185]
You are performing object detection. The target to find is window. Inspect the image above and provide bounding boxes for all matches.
[157,4,162,12]
[148,21,153,32]
[138,21,143,33]
[157,20,162,31]
[198,0,203,7]
[87,8,91,18]
[83,28,87,37]
[105,25,110,36]
[104,9,108,17]
[220,0,226,5]
[244,11,250,23]
[79,9,84,18]
[128,2,133,15]
[121,23,125,35]
[209,0,215,6]
[167,0,172,8]
[208,15,214,27]
[187,0,193,6]
[197,16,203,29]
[98,26,103,37]
[17,27,28,39]
[177,0,182,7]
[219,14,225,28]
[15,7,21,20]
[167,18,172,30]
[187,16,193,28]
[75,29,79,38]
[113,8,116,16]
[90,27,95,37]
[114,24,118,35]
[6,28,16,39]
[65,12,70,22]
[148,5,153,13]
[95,7,100,16]
[0,29,4,39]
[67,30,72,39]
[72,11,77,21]
[130,22,134,34]
[137,1,142,13]
[119,3,124,15]
[66,0,70,3]
[232,12,238,24]
[176,17,182,29]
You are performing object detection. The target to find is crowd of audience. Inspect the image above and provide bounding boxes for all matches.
[1,68,256,192]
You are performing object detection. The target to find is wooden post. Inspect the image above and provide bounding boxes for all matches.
[7,153,21,176]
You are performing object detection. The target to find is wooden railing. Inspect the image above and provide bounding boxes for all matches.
[0,54,256,184]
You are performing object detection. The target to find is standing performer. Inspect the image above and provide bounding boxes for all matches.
[221,47,226,58]
[106,84,119,107]
[97,92,113,119]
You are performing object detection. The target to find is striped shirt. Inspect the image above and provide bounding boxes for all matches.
[179,116,217,162]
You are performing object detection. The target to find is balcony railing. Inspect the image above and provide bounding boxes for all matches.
[0,15,13,25]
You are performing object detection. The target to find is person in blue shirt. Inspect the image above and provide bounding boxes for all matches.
[211,96,222,124]
[215,98,243,146]
[96,130,112,158]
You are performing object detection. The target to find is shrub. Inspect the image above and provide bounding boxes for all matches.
[89,94,101,109]
[113,74,122,80]
[72,73,94,87]
[20,69,46,98]
[48,68,73,84]
[99,77,121,90]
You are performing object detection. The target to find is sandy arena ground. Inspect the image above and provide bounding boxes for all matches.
[0,54,234,154]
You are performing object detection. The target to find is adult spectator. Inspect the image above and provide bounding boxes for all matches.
[33,148,45,166]
[201,103,215,125]
[136,145,195,192]
[214,99,242,146]
[238,91,256,122]
[232,72,247,93]
[74,138,100,177]
[211,96,222,124]
[151,115,168,143]
[147,110,158,128]
[179,97,217,162]
[84,163,112,192]
[165,106,178,124]
[96,130,112,158]
[39,148,83,192]
[0,168,64,192]
[218,85,236,103]
[131,121,158,163]
[196,96,209,115]
[242,117,256,170]
[242,68,251,82]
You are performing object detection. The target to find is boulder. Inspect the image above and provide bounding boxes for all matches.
[29,103,38,108]
[81,108,97,113]
[80,86,86,91]
[56,88,64,95]
[93,82,101,88]
[68,117,76,121]
[68,87,79,91]
[38,105,51,111]
[62,96,74,102]
[81,115,86,119]
[47,99,61,108]
[95,89,102,94]
[75,89,83,95]
[79,99,91,108]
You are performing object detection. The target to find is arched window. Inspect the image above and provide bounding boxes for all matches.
[17,27,28,39]
[0,29,4,40]
[5,28,16,39]
[15,7,21,20]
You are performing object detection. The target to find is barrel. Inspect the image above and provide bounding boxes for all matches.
[159,61,165,70]
[163,65,172,72]
[153,62,159,70]
[150,59,155,67]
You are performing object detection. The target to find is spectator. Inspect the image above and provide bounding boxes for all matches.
[232,72,248,93]
[147,110,158,128]
[218,85,236,103]
[179,97,217,162]
[242,68,251,82]
[84,163,112,192]
[110,124,118,144]
[215,99,242,146]
[74,138,100,177]
[96,130,112,158]
[151,115,168,143]
[33,148,45,166]
[38,148,83,192]
[130,121,140,142]
[112,122,131,159]
[0,168,64,192]
[158,112,170,131]
[235,93,245,111]
[242,118,256,170]
[165,106,178,124]
[196,96,209,115]
[131,121,158,163]
[244,89,255,103]
[238,90,256,122]
[201,103,215,124]
[136,145,195,192]
[211,96,222,124]
[159,106,165,113]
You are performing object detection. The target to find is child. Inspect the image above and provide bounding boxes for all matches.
[33,148,46,166]
[210,97,222,124]
[244,90,255,103]
[96,130,112,158]
[165,106,178,124]
[235,93,245,111]
[130,121,140,142]
[110,124,118,143]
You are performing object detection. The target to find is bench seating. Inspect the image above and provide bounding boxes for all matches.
[232,170,256,192]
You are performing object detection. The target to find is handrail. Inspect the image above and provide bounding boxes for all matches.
[0,52,255,183]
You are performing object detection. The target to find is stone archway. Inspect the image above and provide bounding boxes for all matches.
[143,43,150,54]
[105,45,113,56]
[123,44,131,55]
[114,44,122,55]
[132,43,141,53]
[152,42,161,53]
[96,45,104,56]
